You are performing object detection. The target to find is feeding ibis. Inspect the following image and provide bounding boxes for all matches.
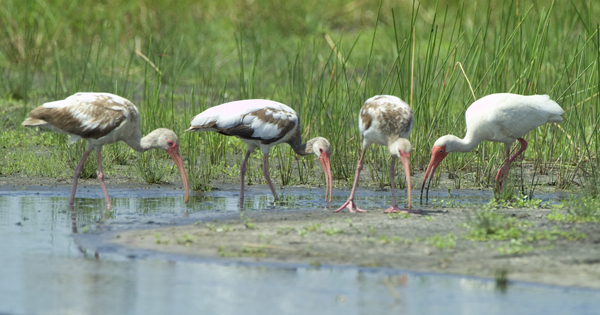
[420,93,563,200]
[22,92,190,209]
[335,95,416,213]
[188,99,333,205]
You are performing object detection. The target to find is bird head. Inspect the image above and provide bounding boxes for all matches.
[389,138,412,210]
[388,138,411,158]
[420,137,451,202]
[146,128,190,204]
[311,137,332,158]
[311,137,333,202]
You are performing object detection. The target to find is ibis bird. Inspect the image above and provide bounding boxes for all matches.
[188,99,333,205]
[420,93,563,200]
[22,92,190,209]
[335,95,416,213]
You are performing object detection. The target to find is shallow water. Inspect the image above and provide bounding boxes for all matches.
[0,186,597,315]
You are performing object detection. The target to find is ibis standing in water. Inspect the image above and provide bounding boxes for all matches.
[22,92,190,209]
[336,95,416,214]
[420,93,563,200]
[188,99,333,205]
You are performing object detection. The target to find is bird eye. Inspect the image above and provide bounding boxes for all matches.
[168,141,174,146]
[319,148,323,153]
[438,149,443,154]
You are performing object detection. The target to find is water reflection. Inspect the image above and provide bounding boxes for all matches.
[0,188,598,315]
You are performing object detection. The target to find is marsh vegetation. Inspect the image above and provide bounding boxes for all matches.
[1,0,599,200]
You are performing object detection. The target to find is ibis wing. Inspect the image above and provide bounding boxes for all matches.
[27,93,133,139]
[189,100,298,144]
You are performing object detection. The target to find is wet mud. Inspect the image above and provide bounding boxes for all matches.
[3,174,600,290]
[111,204,600,289]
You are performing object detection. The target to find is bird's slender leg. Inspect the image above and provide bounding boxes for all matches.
[494,146,511,192]
[508,138,528,163]
[335,150,368,213]
[69,150,92,206]
[384,156,401,213]
[495,138,528,191]
[239,150,252,207]
[95,150,112,209]
[262,153,278,200]
[385,155,419,214]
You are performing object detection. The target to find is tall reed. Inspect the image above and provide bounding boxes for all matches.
[1,0,599,195]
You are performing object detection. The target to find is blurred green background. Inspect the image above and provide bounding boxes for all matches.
[1,0,598,196]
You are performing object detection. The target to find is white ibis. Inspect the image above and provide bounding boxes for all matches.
[335,95,416,214]
[22,92,190,209]
[421,93,564,200]
[187,99,333,205]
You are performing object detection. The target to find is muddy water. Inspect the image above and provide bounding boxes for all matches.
[0,186,598,315]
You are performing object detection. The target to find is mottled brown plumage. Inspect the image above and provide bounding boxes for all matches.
[336,95,417,214]
[188,99,333,206]
[23,92,189,208]
[25,95,130,139]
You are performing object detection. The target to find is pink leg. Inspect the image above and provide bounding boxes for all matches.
[239,150,252,206]
[385,156,400,213]
[69,150,92,206]
[262,153,278,200]
[495,138,528,191]
[509,138,528,163]
[95,150,112,209]
[335,150,368,213]
[385,157,420,214]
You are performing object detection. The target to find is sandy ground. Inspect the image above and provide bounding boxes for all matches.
[3,174,600,290]
[112,202,600,289]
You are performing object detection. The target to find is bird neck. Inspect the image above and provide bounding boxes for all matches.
[445,134,481,153]
[290,140,311,156]
[124,129,148,152]
[288,130,317,156]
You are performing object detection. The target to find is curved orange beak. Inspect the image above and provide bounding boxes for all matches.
[399,150,412,210]
[166,145,190,204]
[319,152,333,202]
[420,145,448,202]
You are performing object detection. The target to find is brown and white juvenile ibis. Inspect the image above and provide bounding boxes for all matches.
[335,95,416,213]
[421,93,564,200]
[22,92,190,209]
[187,99,333,205]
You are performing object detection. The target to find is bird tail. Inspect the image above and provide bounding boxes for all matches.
[532,95,564,123]
[22,118,47,127]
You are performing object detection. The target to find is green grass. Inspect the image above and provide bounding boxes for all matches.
[463,210,531,241]
[548,196,600,222]
[1,0,599,195]
[463,208,587,254]
[425,233,457,249]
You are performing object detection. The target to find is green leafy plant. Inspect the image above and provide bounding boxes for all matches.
[548,196,600,222]
[425,233,457,249]
[463,210,531,241]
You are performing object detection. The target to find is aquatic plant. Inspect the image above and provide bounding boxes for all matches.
[0,0,599,195]
[548,196,600,222]
[425,233,457,249]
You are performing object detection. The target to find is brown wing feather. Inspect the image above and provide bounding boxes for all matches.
[26,94,132,139]
[189,107,297,145]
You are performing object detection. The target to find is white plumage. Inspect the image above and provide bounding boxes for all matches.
[336,95,416,213]
[23,92,190,209]
[189,99,333,206]
[190,100,299,147]
[421,93,564,200]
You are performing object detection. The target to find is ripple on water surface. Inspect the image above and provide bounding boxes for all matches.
[0,187,597,315]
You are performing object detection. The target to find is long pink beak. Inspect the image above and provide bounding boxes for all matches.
[420,146,448,202]
[166,145,190,204]
[399,151,412,210]
[319,152,333,202]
